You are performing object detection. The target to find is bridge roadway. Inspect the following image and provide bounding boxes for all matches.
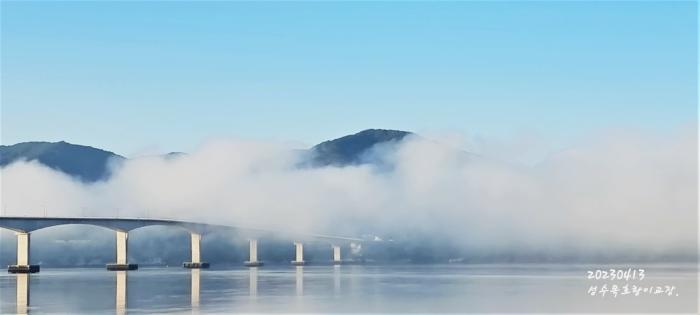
[0,216,361,273]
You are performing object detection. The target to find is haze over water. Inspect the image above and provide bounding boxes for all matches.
[1,264,697,314]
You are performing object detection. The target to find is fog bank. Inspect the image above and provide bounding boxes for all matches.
[1,126,697,263]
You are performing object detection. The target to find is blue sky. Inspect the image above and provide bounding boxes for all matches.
[1,1,696,156]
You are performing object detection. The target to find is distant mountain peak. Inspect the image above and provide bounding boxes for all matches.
[164,152,187,159]
[0,141,124,182]
[308,129,413,167]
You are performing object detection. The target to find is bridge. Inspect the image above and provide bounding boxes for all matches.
[0,216,362,273]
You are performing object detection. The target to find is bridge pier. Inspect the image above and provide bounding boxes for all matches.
[291,242,305,266]
[8,232,40,273]
[244,239,263,267]
[332,245,342,265]
[184,232,209,268]
[107,230,137,271]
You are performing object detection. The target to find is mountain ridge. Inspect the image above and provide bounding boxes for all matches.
[0,129,412,182]
[309,129,412,167]
[0,141,125,182]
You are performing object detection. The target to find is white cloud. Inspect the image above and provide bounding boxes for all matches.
[1,126,696,259]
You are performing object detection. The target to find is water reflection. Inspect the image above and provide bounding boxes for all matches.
[115,271,127,315]
[333,265,341,296]
[190,269,200,308]
[0,265,696,314]
[248,267,258,298]
[295,266,303,296]
[16,274,29,314]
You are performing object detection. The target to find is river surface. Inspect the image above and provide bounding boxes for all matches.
[0,264,697,314]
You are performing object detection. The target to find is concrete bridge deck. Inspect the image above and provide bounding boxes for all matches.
[1,216,362,273]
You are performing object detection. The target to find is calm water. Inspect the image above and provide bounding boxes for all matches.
[0,264,697,314]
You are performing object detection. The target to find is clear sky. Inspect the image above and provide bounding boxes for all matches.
[1,1,696,156]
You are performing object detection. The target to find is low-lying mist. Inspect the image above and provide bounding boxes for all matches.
[1,126,697,265]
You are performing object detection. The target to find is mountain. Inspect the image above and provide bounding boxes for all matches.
[308,129,413,167]
[0,141,124,182]
[0,129,412,181]
[164,152,187,159]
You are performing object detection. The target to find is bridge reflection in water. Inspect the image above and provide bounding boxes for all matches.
[12,266,345,313]
[249,267,258,298]
[191,269,200,308]
[16,274,28,314]
[334,265,341,296]
[116,271,127,315]
[296,266,305,296]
